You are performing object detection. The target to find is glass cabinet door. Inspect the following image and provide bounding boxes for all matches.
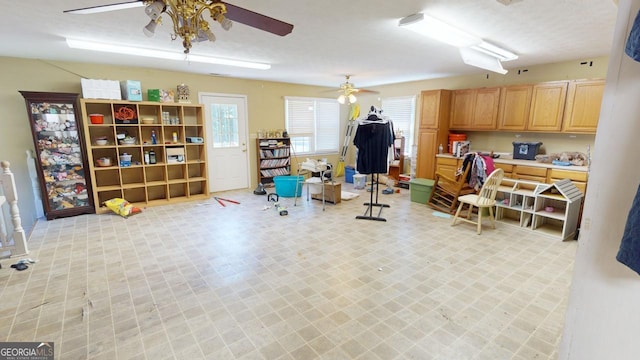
[20,91,95,220]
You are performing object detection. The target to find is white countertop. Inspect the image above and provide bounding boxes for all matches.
[436,154,589,172]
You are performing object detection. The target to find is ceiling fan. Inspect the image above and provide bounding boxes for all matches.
[333,75,378,104]
[63,1,294,54]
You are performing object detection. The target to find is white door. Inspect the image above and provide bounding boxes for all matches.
[199,93,250,192]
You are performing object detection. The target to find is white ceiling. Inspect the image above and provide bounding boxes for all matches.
[0,0,618,89]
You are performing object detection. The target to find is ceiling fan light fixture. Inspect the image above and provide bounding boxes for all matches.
[65,0,294,55]
[398,13,480,48]
[145,1,165,21]
[143,20,158,37]
[65,38,271,70]
[337,93,357,104]
[196,27,216,43]
[141,0,232,53]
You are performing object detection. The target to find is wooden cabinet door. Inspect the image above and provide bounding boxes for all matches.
[473,87,500,130]
[450,89,475,129]
[416,130,437,179]
[419,90,451,129]
[498,85,532,131]
[528,81,568,131]
[435,157,459,179]
[562,79,605,133]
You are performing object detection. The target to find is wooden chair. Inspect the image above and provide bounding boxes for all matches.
[451,168,505,234]
[427,165,476,214]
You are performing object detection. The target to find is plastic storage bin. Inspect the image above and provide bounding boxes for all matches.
[512,142,543,160]
[353,174,367,189]
[410,178,434,204]
[345,166,355,183]
[273,175,304,197]
[305,177,323,194]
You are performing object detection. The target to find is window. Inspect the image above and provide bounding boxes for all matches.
[381,96,416,155]
[210,103,239,148]
[285,97,340,155]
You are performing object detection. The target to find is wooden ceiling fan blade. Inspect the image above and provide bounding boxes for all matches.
[354,89,379,94]
[64,0,145,15]
[223,2,294,36]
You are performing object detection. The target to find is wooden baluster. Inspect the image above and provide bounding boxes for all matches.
[1,161,28,255]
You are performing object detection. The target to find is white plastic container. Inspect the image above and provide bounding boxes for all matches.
[353,174,366,189]
[305,177,323,194]
[119,153,132,167]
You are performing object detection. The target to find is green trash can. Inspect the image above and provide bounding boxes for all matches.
[409,178,434,203]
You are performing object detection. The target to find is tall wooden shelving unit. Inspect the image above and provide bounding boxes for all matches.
[80,99,209,213]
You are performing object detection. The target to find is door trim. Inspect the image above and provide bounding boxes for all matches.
[198,92,251,192]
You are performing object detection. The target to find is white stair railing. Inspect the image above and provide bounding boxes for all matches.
[0,161,28,256]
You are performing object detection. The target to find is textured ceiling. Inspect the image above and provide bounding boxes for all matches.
[0,0,618,88]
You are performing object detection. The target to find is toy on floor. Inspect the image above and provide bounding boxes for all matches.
[267,193,288,216]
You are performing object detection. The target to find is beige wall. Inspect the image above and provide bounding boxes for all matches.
[0,56,345,230]
[0,55,609,231]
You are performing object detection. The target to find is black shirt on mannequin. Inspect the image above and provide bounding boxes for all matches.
[353,114,393,174]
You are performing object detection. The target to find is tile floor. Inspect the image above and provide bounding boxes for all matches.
[0,181,577,359]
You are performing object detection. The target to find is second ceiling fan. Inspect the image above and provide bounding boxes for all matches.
[334,75,378,104]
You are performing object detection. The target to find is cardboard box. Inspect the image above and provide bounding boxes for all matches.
[120,80,142,101]
[453,140,471,158]
[311,182,341,204]
[148,89,161,102]
[160,89,175,103]
[80,78,121,100]
[166,147,185,163]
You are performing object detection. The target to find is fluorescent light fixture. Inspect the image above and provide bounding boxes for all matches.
[398,13,481,47]
[66,39,271,70]
[65,2,145,15]
[459,47,508,74]
[471,41,518,61]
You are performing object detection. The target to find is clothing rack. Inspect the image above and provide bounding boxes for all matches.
[356,173,389,222]
[353,106,393,222]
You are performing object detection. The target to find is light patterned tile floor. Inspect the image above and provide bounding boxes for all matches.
[0,181,577,359]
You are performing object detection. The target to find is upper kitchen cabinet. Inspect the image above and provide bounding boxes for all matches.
[528,81,568,132]
[450,89,474,129]
[450,87,500,130]
[562,79,605,133]
[419,90,451,129]
[498,85,533,131]
[473,87,501,130]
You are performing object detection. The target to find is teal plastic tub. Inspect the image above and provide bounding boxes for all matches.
[273,175,304,197]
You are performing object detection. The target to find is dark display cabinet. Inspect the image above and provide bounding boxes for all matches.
[20,91,95,220]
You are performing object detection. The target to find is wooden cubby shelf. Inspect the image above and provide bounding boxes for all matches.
[81,99,210,213]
